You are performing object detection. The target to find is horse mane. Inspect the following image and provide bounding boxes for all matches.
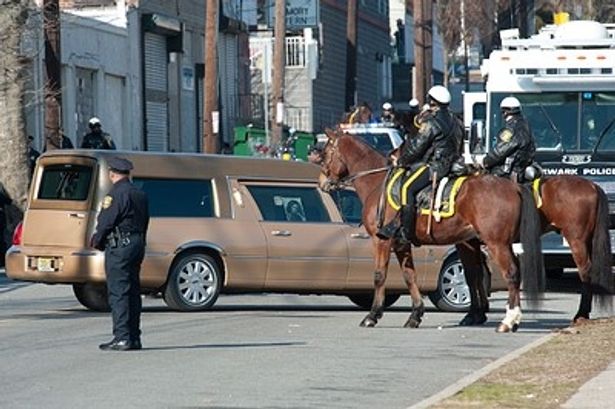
[337,132,389,170]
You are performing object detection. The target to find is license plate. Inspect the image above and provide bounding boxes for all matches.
[37,257,55,272]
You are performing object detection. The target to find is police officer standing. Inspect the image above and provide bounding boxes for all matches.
[81,117,116,150]
[479,97,536,181]
[92,157,149,351]
[377,85,463,243]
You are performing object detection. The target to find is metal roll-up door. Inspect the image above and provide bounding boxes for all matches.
[144,32,168,151]
[219,34,238,143]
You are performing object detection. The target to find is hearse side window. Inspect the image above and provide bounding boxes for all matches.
[247,186,330,222]
[133,178,213,217]
[330,190,363,224]
[38,164,93,201]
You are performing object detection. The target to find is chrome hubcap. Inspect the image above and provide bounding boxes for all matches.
[441,262,470,308]
[177,259,217,305]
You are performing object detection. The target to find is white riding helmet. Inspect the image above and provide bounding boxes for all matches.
[88,117,101,126]
[382,102,393,111]
[409,98,419,108]
[427,85,451,105]
[500,96,521,113]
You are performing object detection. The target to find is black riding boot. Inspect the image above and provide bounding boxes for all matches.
[400,203,418,246]
[376,215,400,240]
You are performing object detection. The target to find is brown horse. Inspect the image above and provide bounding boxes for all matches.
[463,175,614,326]
[319,129,545,332]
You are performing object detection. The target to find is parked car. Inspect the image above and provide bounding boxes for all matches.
[340,123,404,155]
[6,150,505,312]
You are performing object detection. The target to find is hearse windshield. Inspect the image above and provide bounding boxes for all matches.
[489,92,615,152]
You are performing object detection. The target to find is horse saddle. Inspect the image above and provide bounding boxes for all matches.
[385,167,468,221]
[531,177,543,208]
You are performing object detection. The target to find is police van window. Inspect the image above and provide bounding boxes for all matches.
[355,133,393,155]
[38,164,93,201]
[329,190,363,224]
[246,185,330,222]
[133,178,213,217]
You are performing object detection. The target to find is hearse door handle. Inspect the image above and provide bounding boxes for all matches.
[69,213,85,219]
[350,233,370,239]
[271,230,292,237]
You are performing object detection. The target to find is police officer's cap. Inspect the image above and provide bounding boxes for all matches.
[500,96,521,113]
[108,157,133,174]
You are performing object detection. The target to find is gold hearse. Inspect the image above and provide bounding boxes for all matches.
[6,150,504,312]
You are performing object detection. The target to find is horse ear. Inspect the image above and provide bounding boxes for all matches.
[324,128,337,140]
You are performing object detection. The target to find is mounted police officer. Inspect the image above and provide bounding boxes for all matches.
[377,85,463,242]
[81,117,116,150]
[480,97,537,182]
[92,157,149,351]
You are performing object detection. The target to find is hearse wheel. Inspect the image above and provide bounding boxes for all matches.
[73,283,110,312]
[428,256,471,312]
[347,293,400,310]
[164,253,222,311]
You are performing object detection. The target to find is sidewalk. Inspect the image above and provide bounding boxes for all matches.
[561,361,615,409]
[409,334,615,409]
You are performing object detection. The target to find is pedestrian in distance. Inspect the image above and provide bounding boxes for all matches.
[91,157,149,351]
[81,117,116,150]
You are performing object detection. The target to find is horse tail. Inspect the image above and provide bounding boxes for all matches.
[518,184,545,306]
[590,186,614,304]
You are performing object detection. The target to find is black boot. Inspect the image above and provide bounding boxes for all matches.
[376,217,400,240]
[400,204,419,246]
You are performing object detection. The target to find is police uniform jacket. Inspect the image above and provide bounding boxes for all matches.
[398,107,463,178]
[81,132,116,150]
[484,114,535,176]
[92,178,149,251]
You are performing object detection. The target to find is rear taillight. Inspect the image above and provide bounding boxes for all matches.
[12,221,23,245]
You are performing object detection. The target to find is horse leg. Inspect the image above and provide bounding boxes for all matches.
[360,239,391,327]
[457,241,488,326]
[567,238,592,324]
[395,248,425,328]
[488,243,523,333]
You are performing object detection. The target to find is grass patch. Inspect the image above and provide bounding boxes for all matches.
[431,317,615,409]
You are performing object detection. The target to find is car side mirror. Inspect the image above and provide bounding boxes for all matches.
[469,120,485,154]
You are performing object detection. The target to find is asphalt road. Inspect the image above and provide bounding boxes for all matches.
[0,272,609,409]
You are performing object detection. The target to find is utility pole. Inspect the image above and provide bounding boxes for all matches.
[413,0,432,103]
[204,0,219,153]
[43,0,62,150]
[461,0,469,91]
[345,0,358,111]
[271,0,286,147]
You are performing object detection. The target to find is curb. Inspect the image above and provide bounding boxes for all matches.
[407,332,557,409]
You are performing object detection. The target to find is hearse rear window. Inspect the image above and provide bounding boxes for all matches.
[38,164,93,201]
[247,186,330,222]
[134,178,214,217]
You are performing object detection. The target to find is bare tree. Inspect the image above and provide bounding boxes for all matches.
[436,0,461,86]
[0,0,31,253]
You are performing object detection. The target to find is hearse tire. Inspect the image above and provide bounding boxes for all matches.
[428,256,471,313]
[164,253,222,311]
[72,283,110,312]
[348,293,400,310]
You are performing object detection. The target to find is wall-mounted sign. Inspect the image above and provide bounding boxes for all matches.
[262,0,320,30]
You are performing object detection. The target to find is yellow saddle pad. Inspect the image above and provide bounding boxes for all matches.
[532,178,543,208]
[385,167,467,219]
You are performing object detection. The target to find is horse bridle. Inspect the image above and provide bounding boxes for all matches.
[320,136,388,190]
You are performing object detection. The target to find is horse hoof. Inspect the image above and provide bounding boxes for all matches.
[360,318,377,327]
[573,316,590,326]
[512,323,519,332]
[403,318,421,328]
[459,313,487,326]
[496,323,511,333]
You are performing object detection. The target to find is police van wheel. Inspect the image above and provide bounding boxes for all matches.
[164,253,222,311]
[428,256,471,312]
[347,294,400,310]
[72,283,110,312]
